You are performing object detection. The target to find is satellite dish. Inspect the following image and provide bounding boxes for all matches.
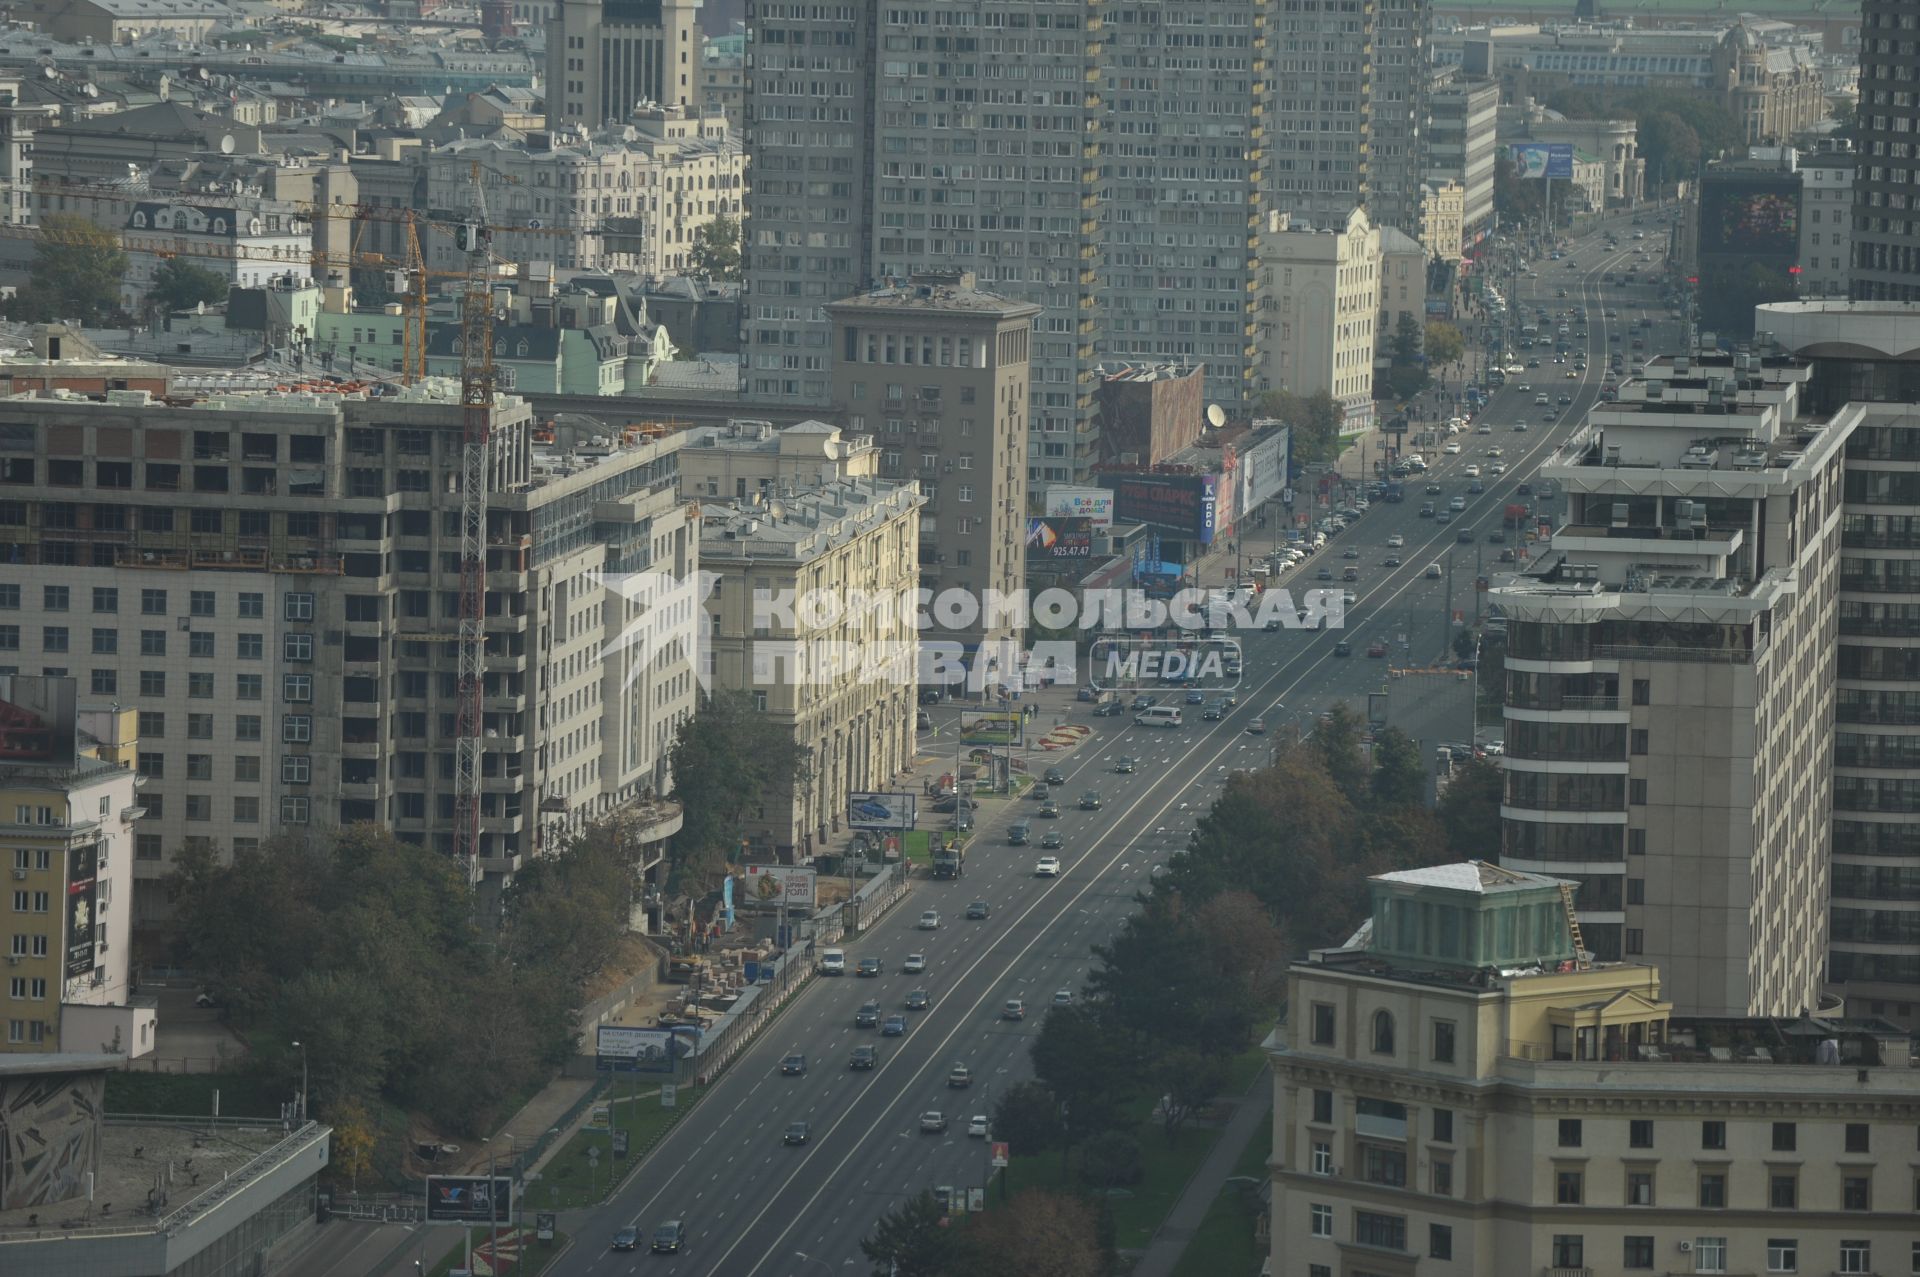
[1206,403,1226,429]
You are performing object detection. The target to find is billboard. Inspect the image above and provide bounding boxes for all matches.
[743,864,819,910]
[1238,430,1289,514]
[1510,142,1574,180]
[1700,180,1799,258]
[1025,517,1094,560]
[596,1025,688,1074]
[959,711,1024,747]
[1043,487,1115,529]
[65,840,97,981]
[425,1176,513,1224]
[847,791,916,830]
[1104,474,1218,543]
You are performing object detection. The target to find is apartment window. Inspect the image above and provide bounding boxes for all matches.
[1842,1173,1871,1210]
[1701,1120,1726,1149]
[1430,1019,1455,1064]
[188,672,213,699]
[238,592,264,619]
[1629,778,1647,805]
[1845,1123,1870,1153]
[1311,1141,1332,1175]
[1432,1107,1454,1143]
[282,755,311,784]
[187,714,212,739]
[1625,1235,1655,1269]
[1354,1211,1404,1251]
[1558,1118,1582,1147]
[1431,1158,1452,1197]
[136,752,164,779]
[1770,1173,1797,1209]
[189,590,215,617]
[1627,877,1645,905]
[237,633,263,660]
[1308,1203,1332,1237]
[140,629,166,657]
[1550,1236,1584,1268]
[1370,1010,1394,1054]
[1631,678,1650,705]
[0,626,16,652]
[1631,727,1648,754]
[284,593,314,621]
[188,632,214,659]
[1840,1241,1871,1275]
[186,755,212,781]
[34,626,59,652]
[43,586,67,612]
[283,674,313,703]
[284,633,313,661]
[1312,1089,1333,1124]
[1772,1122,1797,1152]
[140,589,166,615]
[185,795,210,822]
[135,834,162,861]
[235,716,261,742]
[1699,1172,1726,1208]
[1310,1003,1335,1045]
[139,670,166,697]
[282,715,312,743]
[1629,1118,1654,1149]
[93,587,117,613]
[234,756,260,783]
[1766,1239,1797,1273]
[137,711,163,738]
[1627,1169,1654,1205]
[1428,1224,1452,1261]
[1556,1170,1583,1204]
[1625,928,1645,954]
[234,796,259,823]
[91,628,117,654]
[236,674,262,701]
[280,796,310,824]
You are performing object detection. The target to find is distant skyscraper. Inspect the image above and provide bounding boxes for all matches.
[1365,0,1432,239]
[1850,0,1920,301]
[1267,0,1370,229]
[548,0,699,129]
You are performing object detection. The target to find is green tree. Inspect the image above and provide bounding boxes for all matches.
[1423,321,1465,368]
[1254,387,1343,464]
[956,1190,1105,1277]
[1078,1129,1145,1188]
[990,1081,1065,1177]
[12,213,128,326]
[1031,1003,1137,1149]
[1386,361,1430,402]
[1369,727,1426,810]
[1312,702,1371,805]
[147,258,230,315]
[1437,757,1504,859]
[1637,110,1702,187]
[1452,628,1478,662]
[668,690,813,887]
[1389,312,1423,365]
[329,1097,378,1194]
[1090,897,1260,1059]
[687,214,742,282]
[861,1191,961,1277]
[1147,1047,1230,1137]
[499,815,637,991]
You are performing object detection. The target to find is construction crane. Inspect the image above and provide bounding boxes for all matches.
[451,165,495,874]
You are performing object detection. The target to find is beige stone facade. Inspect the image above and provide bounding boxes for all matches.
[1257,208,1382,431]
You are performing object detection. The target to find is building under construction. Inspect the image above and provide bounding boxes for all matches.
[0,359,697,921]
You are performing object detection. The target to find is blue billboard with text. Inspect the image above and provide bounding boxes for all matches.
[1510,143,1574,180]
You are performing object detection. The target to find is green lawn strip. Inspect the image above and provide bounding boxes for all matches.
[426,1224,571,1277]
[532,1083,705,1211]
[900,830,933,866]
[1168,1077,1274,1277]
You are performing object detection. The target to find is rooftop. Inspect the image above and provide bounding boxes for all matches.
[700,477,922,560]
[827,271,1041,320]
[1374,860,1563,896]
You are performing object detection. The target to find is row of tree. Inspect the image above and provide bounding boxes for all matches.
[167,818,645,1145]
[861,705,1505,1275]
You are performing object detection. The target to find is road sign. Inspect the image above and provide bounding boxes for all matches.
[991,1141,1009,1169]
[536,1212,556,1242]
[588,1103,612,1130]
[661,1083,678,1108]
[612,1130,630,1158]
[969,1187,986,1212]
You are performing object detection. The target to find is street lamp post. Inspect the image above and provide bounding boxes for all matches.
[291,1040,308,1123]
[793,1251,836,1276]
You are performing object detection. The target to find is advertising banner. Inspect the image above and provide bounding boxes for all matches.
[742,863,819,911]
[65,841,97,981]
[1238,430,1289,516]
[1105,474,1218,543]
[1510,142,1574,180]
[1043,487,1115,529]
[596,1025,684,1074]
[425,1176,513,1224]
[1025,517,1094,559]
[959,711,1024,747]
[847,791,917,830]
[1699,181,1799,257]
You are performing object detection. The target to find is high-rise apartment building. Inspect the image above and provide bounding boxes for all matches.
[0,382,698,919]
[826,272,1037,657]
[742,2,1105,483]
[1364,0,1431,239]
[1272,861,1920,1277]
[1798,146,1855,300]
[547,0,699,129]
[1425,73,1499,242]
[1267,0,1370,229]
[1492,353,1843,1017]
[1849,0,1920,301]
[1098,2,1267,411]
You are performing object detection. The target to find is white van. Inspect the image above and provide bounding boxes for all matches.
[819,948,847,976]
[1134,706,1184,728]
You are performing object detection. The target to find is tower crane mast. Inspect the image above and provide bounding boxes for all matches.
[452,166,495,873]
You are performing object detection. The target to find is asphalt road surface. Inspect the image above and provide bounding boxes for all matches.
[538,210,1689,1277]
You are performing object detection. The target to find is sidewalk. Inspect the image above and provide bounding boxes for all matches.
[1128,1066,1274,1277]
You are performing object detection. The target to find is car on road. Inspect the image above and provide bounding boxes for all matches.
[1387,533,1404,548]
[781,1053,807,1075]
[1486,446,1504,458]
[920,1111,949,1134]
[1488,530,1507,543]
[1333,640,1352,657]
[1201,699,1226,720]
[903,953,926,973]
[1513,421,1529,432]
[1038,799,1059,818]
[1114,756,1136,774]
[1035,855,1062,878]
[1052,989,1075,1007]
[1343,546,1361,559]
[1247,717,1266,735]
[1316,566,1334,581]
[1467,480,1485,494]
[968,1115,991,1138]
[1029,783,1049,803]
[1043,766,1066,785]
[1435,509,1453,525]
[948,1064,974,1088]
[1463,464,1481,478]
[1457,528,1474,543]
[1080,790,1102,810]
[906,988,931,1010]
[855,1001,881,1028]
[1424,482,1444,495]
[1443,442,1462,454]
[613,1228,640,1252]
[1489,461,1508,476]
[1003,998,1026,1020]
[1499,548,1518,563]
[966,900,990,920]
[1449,496,1466,512]
[1367,641,1388,658]
[857,956,882,978]
[1129,694,1156,711]
[1040,830,1063,849]
[1426,563,1443,578]
[652,1222,686,1254]
[1093,700,1123,716]
[882,1014,907,1036]
[918,909,941,930]
[1418,503,1436,518]
[784,1121,810,1146]
[850,1045,878,1070]
[1558,393,1573,405]
[1184,689,1205,704]
[1477,422,1493,434]
[1383,555,1402,567]
[1516,482,1532,496]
